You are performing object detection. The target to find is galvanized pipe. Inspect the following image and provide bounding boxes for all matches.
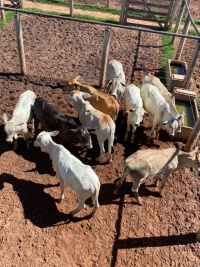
[0,7,200,40]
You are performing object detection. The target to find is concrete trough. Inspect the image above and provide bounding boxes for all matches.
[171,87,199,142]
[166,59,189,92]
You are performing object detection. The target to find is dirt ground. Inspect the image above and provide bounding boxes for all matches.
[0,1,200,267]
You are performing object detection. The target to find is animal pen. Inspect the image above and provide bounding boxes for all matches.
[0,0,200,266]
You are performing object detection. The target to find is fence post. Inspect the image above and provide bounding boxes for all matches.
[168,0,179,29]
[20,0,24,8]
[165,0,175,29]
[184,116,200,152]
[120,0,126,24]
[0,0,5,21]
[14,13,26,75]
[99,27,111,89]
[106,0,110,7]
[182,40,200,89]
[70,0,74,17]
[171,0,185,44]
[175,15,191,60]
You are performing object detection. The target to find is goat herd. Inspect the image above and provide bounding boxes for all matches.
[2,59,200,218]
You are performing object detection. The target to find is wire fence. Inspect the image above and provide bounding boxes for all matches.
[0,1,199,94]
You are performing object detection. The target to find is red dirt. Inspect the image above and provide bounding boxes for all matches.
[0,2,200,267]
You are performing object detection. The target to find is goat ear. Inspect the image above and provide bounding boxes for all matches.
[117,73,122,79]
[180,110,185,117]
[74,83,79,90]
[3,113,8,123]
[82,92,91,99]
[50,131,59,137]
[161,120,168,125]
[106,80,112,87]
[106,80,112,90]
[68,95,73,101]
[193,147,198,152]
[69,128,78,133]
[41,139,48,147]
[176,110,185,121]
[68,129,78,138]
[75,75,81,81]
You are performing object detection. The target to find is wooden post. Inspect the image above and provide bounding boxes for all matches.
[20,0,24,8]
[175,15,191,60]
[171,0,185,44]
[168,0,179,29]
[70,0,74,17]
[99,27,111,89]
[197,229,200,241]
[182,40,200,89]
[14,13,26,75]
[165,0,175,29]
[0,0,5,21]
[106,0,110,7]
[119,0,126,25]
[184,116,200,152]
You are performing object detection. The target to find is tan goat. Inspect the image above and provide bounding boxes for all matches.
[63,76,119,121]
[114,147,200,205]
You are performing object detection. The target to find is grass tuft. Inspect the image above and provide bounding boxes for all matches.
[0,12,14,28]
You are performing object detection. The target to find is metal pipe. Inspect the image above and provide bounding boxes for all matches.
[183,0,200,36]
[0,7,200,40]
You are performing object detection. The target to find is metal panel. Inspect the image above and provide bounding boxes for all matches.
[122,0,174,30]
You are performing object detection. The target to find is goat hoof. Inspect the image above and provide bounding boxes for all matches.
[69,212,74,218]
[89,210,96,218]
[57,198,62,203]
[137,200,142,206]
[146,139,151,145]
[113,189,118,195]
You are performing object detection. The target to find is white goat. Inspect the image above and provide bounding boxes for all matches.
[68,90,116,163]
[34,131,100,217]
[123,84,144,143]
[3,90,37,149]
[140,83,184,143]
[105,59,126,102]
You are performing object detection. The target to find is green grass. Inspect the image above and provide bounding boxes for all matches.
[159,32,175,83]
[178,28,199,36]
[181,17,200,26]
[25,7,118,23]
[31,0,200,26]
[196,96,200,107]
[0,12,13,28]
[31,0,121,15]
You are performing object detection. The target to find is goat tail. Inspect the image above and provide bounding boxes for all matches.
[113,162,128,195]
[108,119,116,162]
[119,162,129,185]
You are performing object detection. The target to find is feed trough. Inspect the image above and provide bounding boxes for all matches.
[171,87,199,141]
[166,59,190,92]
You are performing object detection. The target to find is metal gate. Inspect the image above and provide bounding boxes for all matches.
[120,0,178,30]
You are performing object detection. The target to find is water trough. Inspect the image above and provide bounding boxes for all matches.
[171,87,199,141]
[166,59,191,92]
